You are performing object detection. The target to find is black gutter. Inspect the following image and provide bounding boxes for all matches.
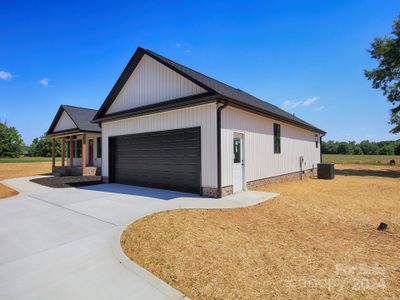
[217,100,229,198]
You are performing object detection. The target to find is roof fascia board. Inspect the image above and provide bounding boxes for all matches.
[92,93,219,124]
[46,129,101,137]
[61,106,80,129]
[221,97,326,134]
[93,47,218,121]
[143,50,217,94]
[47,105,65,135]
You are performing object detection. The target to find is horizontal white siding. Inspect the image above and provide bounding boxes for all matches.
[102,103,218,188]
[54,111,77,132]
[107,54,207,114]
[221,107,321,187]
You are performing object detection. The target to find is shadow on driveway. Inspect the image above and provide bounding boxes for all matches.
[78,183,202,201]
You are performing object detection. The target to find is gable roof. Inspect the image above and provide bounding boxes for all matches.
[47,105,101,135]
[93,47,325,134]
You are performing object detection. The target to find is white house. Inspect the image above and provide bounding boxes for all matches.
[48,47,325,197]
[91,47,325,197]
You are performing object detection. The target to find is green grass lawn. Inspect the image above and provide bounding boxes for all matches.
[323,154,399,165]
[0,157,61,163]
[2,155,398,165]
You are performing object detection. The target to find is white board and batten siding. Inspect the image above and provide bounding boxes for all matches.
[106,54,207,114]
[102,103,218,188]
[66,133,102,168]
[53,111,77,132]
[221,107,321,187]
[100,51,321,191]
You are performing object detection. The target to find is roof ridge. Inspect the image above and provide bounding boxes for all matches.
[62,104,98,111]
[144,48,244,92]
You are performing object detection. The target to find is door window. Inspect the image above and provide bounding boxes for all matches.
[233,138,241,163]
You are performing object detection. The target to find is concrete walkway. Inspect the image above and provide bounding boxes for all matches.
[0,176,278,300]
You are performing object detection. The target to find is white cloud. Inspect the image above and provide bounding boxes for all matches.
[281,100,302,110]
[176,43,181,48]
[184,49,191,54]
[0,71,12,80]
[314,105,325,112]
[281,96,319,110]
[39,77,49,87]
[302,96,318,106]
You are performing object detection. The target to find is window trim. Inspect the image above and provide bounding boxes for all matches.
[97,137,102,158]
[273,123,281,154]
[233,137,241,163]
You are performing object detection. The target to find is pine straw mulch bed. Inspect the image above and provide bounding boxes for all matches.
[121,164,400,299]
[0,183,18,199]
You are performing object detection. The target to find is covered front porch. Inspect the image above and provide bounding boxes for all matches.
[50,132,102,176]
[46,105,103,177]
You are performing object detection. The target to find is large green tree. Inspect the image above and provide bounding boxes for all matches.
[365,17,400,133]
[0,121,24,158]
[29,134,61,157]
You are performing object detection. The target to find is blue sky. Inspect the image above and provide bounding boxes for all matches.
[1,0,400,144]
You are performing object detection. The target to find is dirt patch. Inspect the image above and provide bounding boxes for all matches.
[0,162,52,181]
[121,164,400,299]
[0,184,18,199]
[30,176,102,188]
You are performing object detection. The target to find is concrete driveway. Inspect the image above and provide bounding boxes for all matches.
[0,176,277,300]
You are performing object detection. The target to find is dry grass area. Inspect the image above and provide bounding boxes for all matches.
[121,164,400,299]
[0,162,52,181]
[0,161,52,198]
[0,183,18,199]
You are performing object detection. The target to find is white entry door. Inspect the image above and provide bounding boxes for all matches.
[233,133,244,193]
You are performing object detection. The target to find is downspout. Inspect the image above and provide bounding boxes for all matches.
[217,100,229,198]
[320,132,326,163]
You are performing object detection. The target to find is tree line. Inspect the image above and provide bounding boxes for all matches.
[1,121,400,158]
[322,140,400,155]
[0,121,61,158]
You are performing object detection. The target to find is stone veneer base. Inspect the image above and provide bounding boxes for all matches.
[52,166,101,176]
[202,185,233,198]
[247,168,317,190]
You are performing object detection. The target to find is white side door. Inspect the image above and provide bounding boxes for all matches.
[233,133,244,193]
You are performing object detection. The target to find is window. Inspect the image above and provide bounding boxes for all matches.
[76,140,82,158]
[315,134,319,148]
[97,137,102,158]
[233,138,241,163]
[274,123,281,154]
[66,141,70,157]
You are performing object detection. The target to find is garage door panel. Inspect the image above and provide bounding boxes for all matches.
[110,127,201,194]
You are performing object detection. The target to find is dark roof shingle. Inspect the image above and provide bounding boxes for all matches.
[93,47,325,134]
[47,105,101,135]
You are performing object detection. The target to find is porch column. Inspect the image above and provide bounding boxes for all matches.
[61,137,65,167]
[69,135,74,167]
[51,137,55,168]
[82,134,87,168]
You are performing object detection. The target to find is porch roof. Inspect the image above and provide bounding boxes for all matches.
[47,105,101,137]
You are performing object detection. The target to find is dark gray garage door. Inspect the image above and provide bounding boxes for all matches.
[109,127,201,194]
